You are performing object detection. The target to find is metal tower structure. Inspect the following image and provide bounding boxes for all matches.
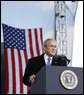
[54,1,67,56]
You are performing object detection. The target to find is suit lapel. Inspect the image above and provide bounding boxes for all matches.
[40,53,46,66]
[51,57,55,65]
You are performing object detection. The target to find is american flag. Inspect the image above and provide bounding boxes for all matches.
[2,24,43,94]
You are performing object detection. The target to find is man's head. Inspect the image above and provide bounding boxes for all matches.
[43,38,57,57]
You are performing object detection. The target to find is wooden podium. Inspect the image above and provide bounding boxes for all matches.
[30,66,83,94]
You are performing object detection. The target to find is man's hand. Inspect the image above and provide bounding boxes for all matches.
[29,75,36,84]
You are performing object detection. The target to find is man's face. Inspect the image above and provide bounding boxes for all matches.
[43,40,57,57]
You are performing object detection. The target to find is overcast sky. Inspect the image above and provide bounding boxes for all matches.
[72,1,83,67]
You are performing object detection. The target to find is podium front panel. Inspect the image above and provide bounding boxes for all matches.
[46,66,83,94]
[30,66,83,94]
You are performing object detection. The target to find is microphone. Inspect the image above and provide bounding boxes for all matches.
[53,55,70,66]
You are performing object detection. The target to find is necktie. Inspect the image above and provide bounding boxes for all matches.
[47,58,51,66]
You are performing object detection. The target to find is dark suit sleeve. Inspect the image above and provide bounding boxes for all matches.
[23,54,45,86]
[23,59,32,86]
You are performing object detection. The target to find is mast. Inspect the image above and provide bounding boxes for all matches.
[54,1,67,56]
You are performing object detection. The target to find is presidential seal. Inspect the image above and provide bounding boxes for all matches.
[60,70,78,90]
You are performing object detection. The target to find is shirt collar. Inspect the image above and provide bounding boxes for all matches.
[44,53,53,65]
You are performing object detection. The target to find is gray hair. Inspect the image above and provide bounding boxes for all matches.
[43,38,56,47]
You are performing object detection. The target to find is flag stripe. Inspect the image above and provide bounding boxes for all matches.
[11,49,16,94]
[37,28,42,55]
[14,49,20,94]
[28,29,34,57]
[4,49,9,93]
[20,51,26,93]
[24,50,28,64]
[17,50,23,93]
[34,29,40,56]
[31,29,37,56]
[8,49,13,94]
[25,29,31,59]
[40,28,44,53]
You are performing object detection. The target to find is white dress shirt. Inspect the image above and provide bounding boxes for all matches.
[44,53,53,65]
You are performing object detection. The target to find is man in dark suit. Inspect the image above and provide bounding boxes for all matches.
[23,39,70,87]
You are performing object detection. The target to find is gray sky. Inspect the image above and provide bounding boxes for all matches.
[1,1,55,42]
